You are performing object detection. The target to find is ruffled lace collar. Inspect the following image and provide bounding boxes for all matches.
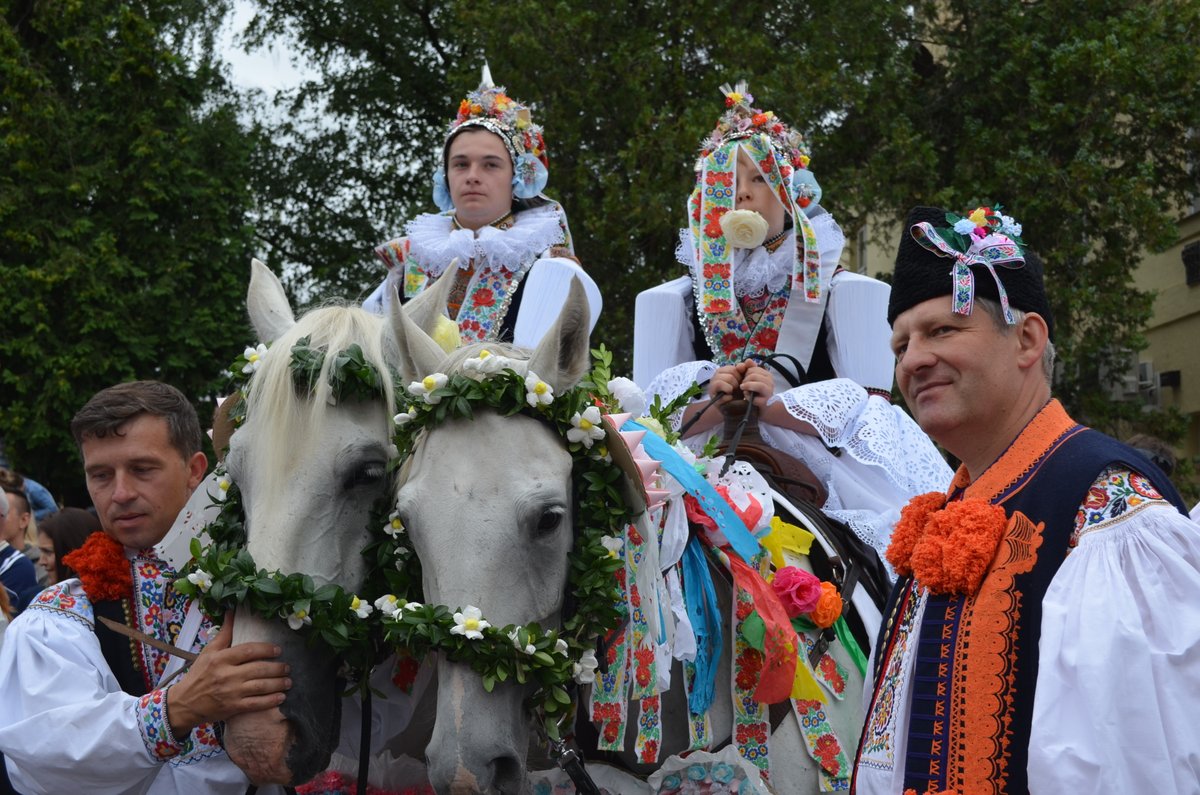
[676,227,796,298]
[404,204,567,277]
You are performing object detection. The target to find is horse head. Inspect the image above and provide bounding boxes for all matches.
[390,280,593,794]
[222,260,450,784]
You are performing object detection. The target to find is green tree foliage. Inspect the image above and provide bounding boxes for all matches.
[246,1,1200,438]
[242,0,912,326]
[821,0,1200,431]
[0,0,258,502]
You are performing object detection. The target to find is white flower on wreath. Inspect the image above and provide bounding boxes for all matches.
[242,343,268,374]
[403,601,423,612]
[374,594,402,618]
[463,349,510,380]
[393,408,416,426]
[212,471,233,502]
[1000,214,1023,237]
[600,535,623,559]
[349,595,373,619]
[408,373,448,404]
[384,511,405,538]
[554,638,569,656]
[573,649,599,684]
[509,628,536,655]
[187,569,213,593]
[285,606,312,631]
[607,377,646,418]
[524,371,554,408]
[952,218,977,235]
[567,406,606,448]
[451,605,490,640]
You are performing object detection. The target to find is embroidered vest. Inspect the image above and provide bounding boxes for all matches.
[859,402,1185,794]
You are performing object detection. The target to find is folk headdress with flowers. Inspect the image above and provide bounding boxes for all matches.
[686,81,825,366]
[432,64,549,210]
[909,204,1027,324]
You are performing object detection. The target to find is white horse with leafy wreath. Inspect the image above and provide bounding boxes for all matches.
[176,266,883,794]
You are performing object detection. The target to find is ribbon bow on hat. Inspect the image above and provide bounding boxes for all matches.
[910,206,1026,323]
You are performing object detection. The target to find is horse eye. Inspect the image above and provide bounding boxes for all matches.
[534,508,564,536]
[343,461,386,491]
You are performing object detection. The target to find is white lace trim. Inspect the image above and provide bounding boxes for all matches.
[771,379,952,498]
[645,360,719,428]
[403,204,566,277]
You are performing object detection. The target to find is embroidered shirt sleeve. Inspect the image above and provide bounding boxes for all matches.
[136,688,184,761]
[1072,466,1170,544]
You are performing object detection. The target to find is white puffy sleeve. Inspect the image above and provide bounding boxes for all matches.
[0,586,251,794]
[824,271,894,392]
[1029,471,1200,794]
[511,257,602,349]
[633,276,695,390]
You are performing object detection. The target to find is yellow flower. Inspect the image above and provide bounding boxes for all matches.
[798,154,811,168]
[728,91,744,104]
[431,315,460,354]
[968,207,989,226]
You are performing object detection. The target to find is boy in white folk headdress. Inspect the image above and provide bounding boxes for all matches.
[364,66,601,349]
[634,82,952,560]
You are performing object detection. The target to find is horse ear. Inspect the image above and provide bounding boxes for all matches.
[388,273,456,382]
[526,277,591,391]
[247,259,296,343]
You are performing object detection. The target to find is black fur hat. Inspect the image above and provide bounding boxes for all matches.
[887,205,1054,340]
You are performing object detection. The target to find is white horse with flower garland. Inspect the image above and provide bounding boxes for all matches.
[384,281,884,794]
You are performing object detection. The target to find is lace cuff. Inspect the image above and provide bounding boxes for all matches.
[645,361,718,429]
[774,378,951,496]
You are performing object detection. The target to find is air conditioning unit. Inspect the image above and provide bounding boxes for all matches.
[1103,350,1141,401]
[1138,360,1160,408]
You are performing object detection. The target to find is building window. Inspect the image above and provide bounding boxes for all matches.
[1184,241,1200,286]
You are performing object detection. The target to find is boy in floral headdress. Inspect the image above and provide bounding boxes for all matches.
[852,205,1199,794]
[364,66,601,349]
[634,83,951,559]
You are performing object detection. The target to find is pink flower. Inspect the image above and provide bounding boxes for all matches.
[772,566,822,618]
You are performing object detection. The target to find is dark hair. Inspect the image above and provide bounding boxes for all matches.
[442,126,552,216]
[39,507,101,582]
[70,381,202,461]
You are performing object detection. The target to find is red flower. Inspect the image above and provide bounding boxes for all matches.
[603,722,621,743]
[472,287,495,308]
[735,647,762,689]
[751,328,779,351]
[752,113,770,126]
[798,196,812,209]
[735,723,767,745]
[720,331,743,357]
[1084,486,1109,509]
[758,155,776,173]
[703,262,731,280]
[639,739,659,763]
[634,647,655,688]
[391,656,421,693]
[735,598,753,621]
[628,524,643,545]
[592,702,620,722]
[814,734,842,773]
[705,171,733,187]
[818,654,846,695]
[772,123,784,135]
[606,642,620,666]
[630,585,642,609]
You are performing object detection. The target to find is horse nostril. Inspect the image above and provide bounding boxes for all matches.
[490,751,523,793]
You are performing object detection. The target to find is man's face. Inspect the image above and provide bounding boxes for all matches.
[735,147,786,240]
[891,297,1024,451]
[37,531,56,585]
[82,414,206,551]
[447,129,515,230]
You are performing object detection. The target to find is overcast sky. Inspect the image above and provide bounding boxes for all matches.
[219,1,310,94]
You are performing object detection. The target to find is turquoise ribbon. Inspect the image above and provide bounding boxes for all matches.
[621,420,762,562]
[682,537,721,715]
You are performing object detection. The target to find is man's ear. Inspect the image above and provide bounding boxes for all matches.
[186,452,208,492]
[1015,312,1050,371]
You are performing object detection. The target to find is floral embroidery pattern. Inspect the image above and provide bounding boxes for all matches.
[1071,466,1169,545]
[138,689,181,761]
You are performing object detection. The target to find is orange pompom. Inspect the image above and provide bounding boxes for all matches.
[911,499,1008,594]
[887,491,947,575]
[63,532,132,602]
[809,581,843,629]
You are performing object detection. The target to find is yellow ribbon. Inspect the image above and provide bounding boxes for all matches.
[762,516,815,573]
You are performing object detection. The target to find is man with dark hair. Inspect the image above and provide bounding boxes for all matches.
[0,380,291,794]
[852,206,1200,794]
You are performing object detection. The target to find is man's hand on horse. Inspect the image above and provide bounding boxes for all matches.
[165,614,291,738]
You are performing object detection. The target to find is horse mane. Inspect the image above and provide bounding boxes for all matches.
[243,302,396,500]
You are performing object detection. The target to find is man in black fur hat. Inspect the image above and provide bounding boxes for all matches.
[851,205,1200,794]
